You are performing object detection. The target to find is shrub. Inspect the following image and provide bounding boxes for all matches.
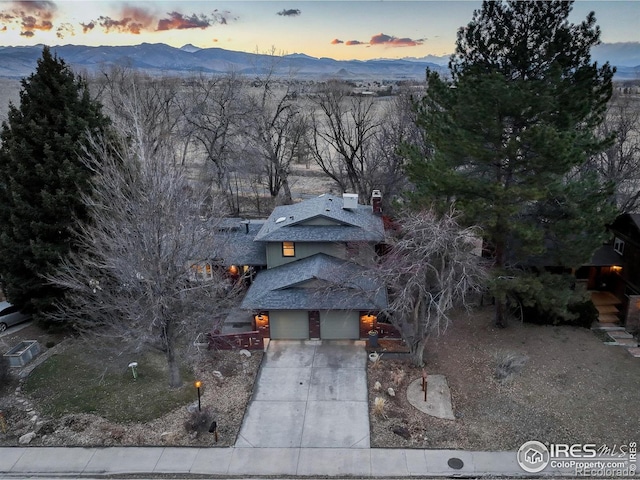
[494,352,528,384]
[567,300,599,328]
[522,299,597,328]
[391,369,406,386]
[372,397,387,417]
[184,406,213,435]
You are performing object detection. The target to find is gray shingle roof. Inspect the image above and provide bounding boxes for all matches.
[254,194,384,243]
[216,218,267,266]
[587,244,622,266]
[240,253,387,311]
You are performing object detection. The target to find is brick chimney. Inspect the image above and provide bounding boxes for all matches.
[371,189,382,214]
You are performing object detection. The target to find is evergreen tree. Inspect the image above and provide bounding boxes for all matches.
[0,46,109,316]
[406,1,616,327]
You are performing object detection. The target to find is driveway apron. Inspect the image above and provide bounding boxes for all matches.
[236,340,369,448]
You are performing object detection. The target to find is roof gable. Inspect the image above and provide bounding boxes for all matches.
[296,215,346,227]
[240,253,387,311]
[255,194,384,243]
[610,213,640,244]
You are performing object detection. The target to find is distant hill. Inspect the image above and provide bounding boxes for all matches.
[0,43,443,80]
[0,42,637,80]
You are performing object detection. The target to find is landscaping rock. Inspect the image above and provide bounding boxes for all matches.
[19,432,36,445]
[160,431,178,443]
[392,426,411,440]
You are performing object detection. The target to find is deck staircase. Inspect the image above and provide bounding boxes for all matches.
[589,291,640,358]
[590,291,621,324]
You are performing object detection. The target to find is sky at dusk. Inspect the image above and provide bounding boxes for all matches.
[1,1,639,61]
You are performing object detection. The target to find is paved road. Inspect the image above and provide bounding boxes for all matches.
[236,340,370,448]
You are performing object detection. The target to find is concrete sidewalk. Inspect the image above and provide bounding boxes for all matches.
[1,446,624,477]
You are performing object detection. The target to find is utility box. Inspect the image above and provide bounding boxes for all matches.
[4,340,40,367]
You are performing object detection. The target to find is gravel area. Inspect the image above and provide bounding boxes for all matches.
[368,306,640,450]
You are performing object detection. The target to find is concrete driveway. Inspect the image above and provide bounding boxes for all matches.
[236,340,369,448]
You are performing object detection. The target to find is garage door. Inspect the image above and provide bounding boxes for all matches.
[269,310,309,339]
[320,310,359,340]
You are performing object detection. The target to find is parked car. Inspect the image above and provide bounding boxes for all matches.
[0,301,30,332]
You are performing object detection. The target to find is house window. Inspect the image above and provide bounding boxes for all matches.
[614,237,625,256]
[190,262,214,281]
[282,241,295,257]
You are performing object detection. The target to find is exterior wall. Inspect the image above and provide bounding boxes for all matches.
[266,241,346,268]
[624,295,640,333]
[308,310,320,338]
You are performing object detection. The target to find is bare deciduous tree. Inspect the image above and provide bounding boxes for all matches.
[307,81,380,199]
[48,118,237,388]
[97,66,190,162]
[307,81,418,205]
[584,90,640,213]
[367,90,425,204]
[379,209,487,365]
[181,72,252,214]
[248,77,308,204]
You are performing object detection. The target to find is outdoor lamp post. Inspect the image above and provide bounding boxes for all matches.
[194,380,202,411]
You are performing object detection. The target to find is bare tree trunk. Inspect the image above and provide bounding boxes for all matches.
[166,344,182,388]
[280,175,293,204]
[411,340,426,367]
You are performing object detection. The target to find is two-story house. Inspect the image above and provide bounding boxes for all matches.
[238,192,388,340]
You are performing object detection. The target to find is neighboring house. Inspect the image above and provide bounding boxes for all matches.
[577,213,640,331]
[223,192,388,340]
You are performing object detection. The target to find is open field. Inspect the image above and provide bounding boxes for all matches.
[368,306,640,449]
[0,78,20,124]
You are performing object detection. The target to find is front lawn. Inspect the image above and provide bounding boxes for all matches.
[23,348,194,423]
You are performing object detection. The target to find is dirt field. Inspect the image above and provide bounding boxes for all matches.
[368,306,640,450]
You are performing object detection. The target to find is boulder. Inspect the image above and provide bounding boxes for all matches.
[19,432,36,445]
[392,426,411,440]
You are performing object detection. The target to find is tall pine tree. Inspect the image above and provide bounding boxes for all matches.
[407,1,616,327]
[0,46,109,317]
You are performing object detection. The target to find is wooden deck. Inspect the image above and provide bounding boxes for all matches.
[590,291,620,306]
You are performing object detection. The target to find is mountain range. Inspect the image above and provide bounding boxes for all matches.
[0,42,638,80]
